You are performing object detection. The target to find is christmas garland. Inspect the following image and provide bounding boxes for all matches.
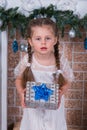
[0,4,87,38]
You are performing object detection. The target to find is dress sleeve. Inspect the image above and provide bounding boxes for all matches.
[14,54,30,78]
[60,54,74,82]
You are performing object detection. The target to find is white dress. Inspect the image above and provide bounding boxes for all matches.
[14,54,74,130]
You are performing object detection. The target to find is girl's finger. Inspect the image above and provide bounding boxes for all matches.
[58,89,62,108]
[20,89,26,108]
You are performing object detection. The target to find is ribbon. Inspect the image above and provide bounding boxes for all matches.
[84,38,87,49]
[12,39,18,53]
[32,83,53,101]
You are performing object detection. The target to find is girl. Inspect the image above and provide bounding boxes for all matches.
[14,18,74,130]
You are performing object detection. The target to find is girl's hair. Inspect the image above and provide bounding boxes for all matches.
[22,18,67,89]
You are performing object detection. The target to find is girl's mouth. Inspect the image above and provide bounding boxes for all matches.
[40,47,47,50]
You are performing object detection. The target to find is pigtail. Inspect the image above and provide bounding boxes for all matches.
[21,44,35,89]
[28,43,32,63]
[54,41,60,69]
[54,41,67,88]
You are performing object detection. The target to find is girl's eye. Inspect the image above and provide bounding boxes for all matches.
[36,38,41,40]
[46,37,51,40]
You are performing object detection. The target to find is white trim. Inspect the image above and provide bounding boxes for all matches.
[0,30,8,130]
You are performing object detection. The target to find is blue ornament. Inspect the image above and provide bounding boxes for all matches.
[12,39,18,53]
[32,83,53,101]
[84,38,87,49]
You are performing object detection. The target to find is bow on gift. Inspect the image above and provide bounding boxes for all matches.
[32,83,53,101]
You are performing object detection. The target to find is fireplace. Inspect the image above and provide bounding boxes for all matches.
[0,31,8,130]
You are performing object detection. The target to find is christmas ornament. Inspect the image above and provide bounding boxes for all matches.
[19,43,25,52]
[0,20,3,27]
[24,44,28,52]
[84,37,87,50]
[69,28,76,38]
[12,39,18,53]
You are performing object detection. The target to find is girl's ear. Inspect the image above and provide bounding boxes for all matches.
[28,38,32,46]
[54,37,57,45]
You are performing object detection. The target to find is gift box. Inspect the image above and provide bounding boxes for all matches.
[25,81,59,110]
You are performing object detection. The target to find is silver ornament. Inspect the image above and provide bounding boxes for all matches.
[0,20,3,27]
[24,45,28,52]
[19,44,25,52]
[69,28,76,38]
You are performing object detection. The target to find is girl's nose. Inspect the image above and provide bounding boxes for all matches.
[42,39,46,45]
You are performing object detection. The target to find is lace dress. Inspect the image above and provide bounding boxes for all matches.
[14,54,74,130]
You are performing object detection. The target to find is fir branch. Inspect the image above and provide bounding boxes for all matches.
[0,4,87,38]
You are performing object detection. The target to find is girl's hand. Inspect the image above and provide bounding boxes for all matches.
[58,89,62,108]
[20,88,26,108]
[58,82,71,108]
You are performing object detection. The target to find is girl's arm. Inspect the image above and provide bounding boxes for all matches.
[15,77,24,94]
[60,81,71,95]
[14,54,29,108]
[58,81,71,108]
[15,77,26,108]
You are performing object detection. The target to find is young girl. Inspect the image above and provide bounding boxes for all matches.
[14,18,74,130]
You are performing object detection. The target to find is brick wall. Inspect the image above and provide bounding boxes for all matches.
[7,27,87,130]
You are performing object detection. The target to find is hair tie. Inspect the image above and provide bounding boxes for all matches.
[57,70,63,74]
[27,63,31,67]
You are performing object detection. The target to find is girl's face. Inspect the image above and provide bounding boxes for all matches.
[28,25,57,56]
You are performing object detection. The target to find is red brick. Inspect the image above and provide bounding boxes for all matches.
[74,53,87,62]
[73,63,87,71]
[66,110,82,126]
[65,100,82,109]
[65,90,82,99]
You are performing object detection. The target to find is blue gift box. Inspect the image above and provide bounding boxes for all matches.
[25,81,59,110]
